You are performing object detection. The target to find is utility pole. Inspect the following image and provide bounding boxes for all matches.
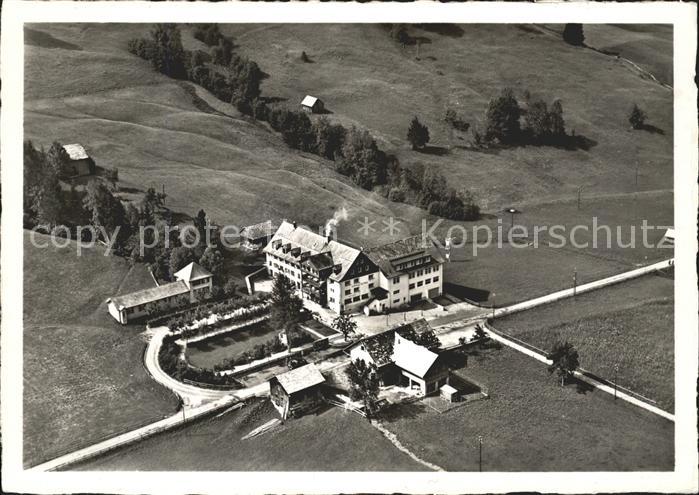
[478,435,483,472]
[635,161,639,188]
[573,268,577,296]
[614,363,619,400]
[577,185,584,211]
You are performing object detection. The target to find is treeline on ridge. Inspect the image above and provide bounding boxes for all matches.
[127,24,479,221]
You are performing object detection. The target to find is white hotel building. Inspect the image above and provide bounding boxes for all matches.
[263,221,445,315]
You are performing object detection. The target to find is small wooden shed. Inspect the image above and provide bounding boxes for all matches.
[301,95,324,114]
[440,383,460,403]
[62,143,95,177]
[269,363,326,419]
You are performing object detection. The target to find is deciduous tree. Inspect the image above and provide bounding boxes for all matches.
[548,341,580,386]
[485,88,521,145]
[345,359,381,417]
[332,314,358,340]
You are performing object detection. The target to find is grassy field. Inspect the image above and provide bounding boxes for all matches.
[582,24,673,87]
[70,398,426,471]
[441,190,673,305]
[23,232,180,467]
[380,345,673,471]
[186,320,279,368]
[493,272,674,411]
[24,23,673,307]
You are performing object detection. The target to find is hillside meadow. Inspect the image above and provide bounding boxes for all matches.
[24,23,673,306]
[23,232,180,467]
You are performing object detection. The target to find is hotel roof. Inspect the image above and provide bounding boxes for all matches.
[263,221,363,282]
[364,236,445,277]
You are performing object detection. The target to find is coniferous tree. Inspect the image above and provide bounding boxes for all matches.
[407,116,430,150]
[149,24,187,79]
[549,99,566,139]
[562,24,585,46]
[628,103,647,130]
[270,274,304,344]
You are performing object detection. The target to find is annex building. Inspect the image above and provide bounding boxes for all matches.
[263,221,445,315]
[107,262,213,324]
[348,319,450,396]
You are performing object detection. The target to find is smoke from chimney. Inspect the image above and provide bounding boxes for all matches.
[324,206,348,239]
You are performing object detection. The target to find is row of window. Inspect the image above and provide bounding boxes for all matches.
[344,273,374,287]
[343,293,370,305]
[395,255,431,272]
[345,282,375,296]
[408,277,439,290]
[270,261,300,280]
[408,265,438,279]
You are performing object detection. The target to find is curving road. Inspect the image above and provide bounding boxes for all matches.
[31,258,674,471]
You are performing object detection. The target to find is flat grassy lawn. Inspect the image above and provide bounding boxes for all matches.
[70,399,426,471]
[493,272,674,411]
[440,189,672,306]
[381,346,673,471]
[23,232,180,467]
[443,241,630,307]
[186,320,279,368]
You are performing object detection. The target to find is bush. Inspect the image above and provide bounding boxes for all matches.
[252,99,269,121]
[388,187,406,203]
[445,108,470,132]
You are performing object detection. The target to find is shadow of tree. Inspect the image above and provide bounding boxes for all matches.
[574,378,596,395]
[639,123,665,135]
[417,23,465,38]
[25,28,83,51]
[378,401,428,423]
[418,145,450,156]
[444,282,491,303]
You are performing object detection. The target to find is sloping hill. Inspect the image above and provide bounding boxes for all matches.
[225,23,672,207]
[24,24,426,248]
[23,232,180,467]
[24,23,672,245]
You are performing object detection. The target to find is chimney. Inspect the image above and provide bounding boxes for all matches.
[292,220,298,229]
[326,229,334,243]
